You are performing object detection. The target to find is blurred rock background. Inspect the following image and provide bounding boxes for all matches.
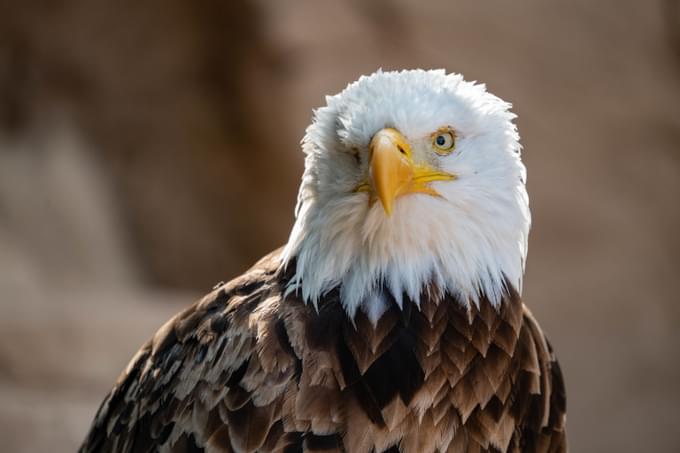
[0,0,679,451]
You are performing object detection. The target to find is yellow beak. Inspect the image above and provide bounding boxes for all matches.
[357,128,456,215]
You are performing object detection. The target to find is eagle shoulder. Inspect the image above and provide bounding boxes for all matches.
[79,248,302,453]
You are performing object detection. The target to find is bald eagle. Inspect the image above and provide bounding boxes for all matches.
[80,69,567,453]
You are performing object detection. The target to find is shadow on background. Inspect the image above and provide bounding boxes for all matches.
[1,1,679,451]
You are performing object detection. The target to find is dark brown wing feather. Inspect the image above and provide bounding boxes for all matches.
[80,249,566,453]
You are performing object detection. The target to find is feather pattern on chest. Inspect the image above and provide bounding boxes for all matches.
[80,250,566,453]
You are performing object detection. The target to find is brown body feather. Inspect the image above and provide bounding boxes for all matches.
[80,249,566,453]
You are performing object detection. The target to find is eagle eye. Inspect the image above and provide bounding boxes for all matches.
[432,129,456,154]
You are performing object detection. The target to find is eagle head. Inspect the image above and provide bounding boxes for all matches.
[283,69,530,321]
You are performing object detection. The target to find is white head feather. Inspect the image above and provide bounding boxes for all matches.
[282,69,530,321]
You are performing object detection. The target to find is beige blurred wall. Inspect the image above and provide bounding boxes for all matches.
[1,0,679,451]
